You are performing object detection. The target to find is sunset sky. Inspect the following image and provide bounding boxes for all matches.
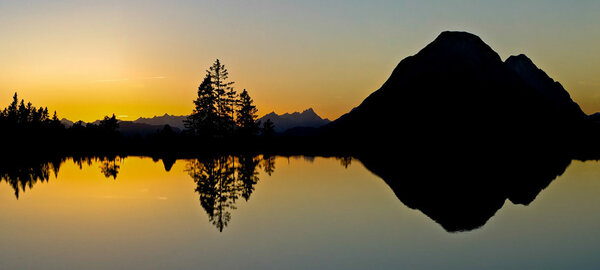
[1,0,599,122]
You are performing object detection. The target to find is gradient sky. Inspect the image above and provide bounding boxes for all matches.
[1,0,599,122]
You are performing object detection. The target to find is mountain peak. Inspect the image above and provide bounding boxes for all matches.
[429,31,488,48]
[506,53,533,63]
[418,31,501,63]
[264,111,278,117]
[257,108,330,132]
[505,54,537,72]
[132,114,188,129]
[60,118,74,127]
[302,108,315,114]
[436,31,483,42]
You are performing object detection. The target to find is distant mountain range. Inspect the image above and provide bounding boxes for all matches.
[257,108,330,133]
[132,114,187,130]
[60,114,186,137]
[60,109,330,136]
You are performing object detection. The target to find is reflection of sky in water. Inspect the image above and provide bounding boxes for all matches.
[0,157,599,269]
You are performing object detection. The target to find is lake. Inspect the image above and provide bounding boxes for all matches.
[1,155,599,269]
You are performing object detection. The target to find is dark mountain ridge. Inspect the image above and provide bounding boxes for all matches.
[505,54,586,120]
[62,108,330,137]
[323,31,593,154]
[133,114,187,130]
[60,118,181,138]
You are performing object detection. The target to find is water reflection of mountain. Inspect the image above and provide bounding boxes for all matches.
[358,152,573,232]
[185,155,274,232]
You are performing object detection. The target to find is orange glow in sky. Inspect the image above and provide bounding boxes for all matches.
[1,1,599,122]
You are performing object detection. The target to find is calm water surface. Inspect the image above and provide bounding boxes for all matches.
[1,156,599,269]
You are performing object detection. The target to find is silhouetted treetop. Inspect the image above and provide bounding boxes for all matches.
[99,114,119,132]
[185,59,260,139]
[262,119,275,138]
[236,89,259,136]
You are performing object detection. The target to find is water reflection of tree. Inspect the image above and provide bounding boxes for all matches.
[186,155,272,232]
[0,155,128,198]
[337,156,352,168]
[262,155,276,176]
[99,156,122,179]
[72,156,94,169]
[0,157,65,199]
[239,155,260,200]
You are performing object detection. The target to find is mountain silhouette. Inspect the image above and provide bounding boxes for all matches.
[323,31,591,154]
[257,108,330,133]
[133,113,187,130]
[60,118,74,127]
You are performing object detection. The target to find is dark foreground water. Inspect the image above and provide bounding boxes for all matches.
[1,156,599,269]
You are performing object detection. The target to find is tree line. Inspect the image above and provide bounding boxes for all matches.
[0,59,280,154]
[0,92,124,154]
[0,93,121,132]
[0,93,62,130]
